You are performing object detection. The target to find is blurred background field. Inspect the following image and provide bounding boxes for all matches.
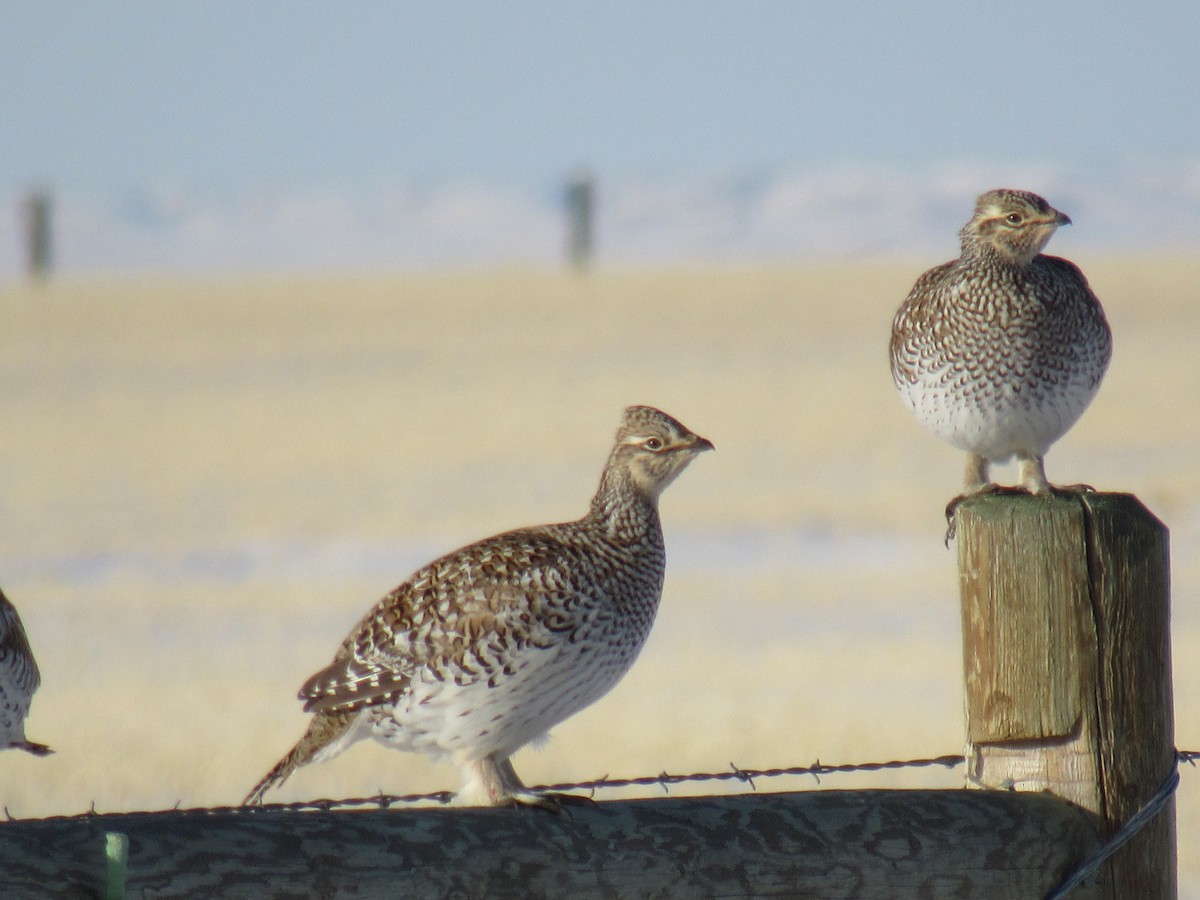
[1,260,1198,887]
[3,2,1200,890]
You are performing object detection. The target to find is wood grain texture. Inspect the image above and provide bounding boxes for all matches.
[957,493,1093,744]
[0,790,1103,899]
[1081,493,1175,900]
[956,492,1175,900]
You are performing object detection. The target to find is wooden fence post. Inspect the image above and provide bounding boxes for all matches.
[956,492,1175,898]
[564,172,594,272]
[23,190,52,279]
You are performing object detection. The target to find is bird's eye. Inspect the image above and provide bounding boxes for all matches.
[643,437,664,451]
[1005,213,1023,225]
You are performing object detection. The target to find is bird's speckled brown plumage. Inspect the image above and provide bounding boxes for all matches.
[890,189,1111,495]
[0,587,52,756]
[244,406,712,807]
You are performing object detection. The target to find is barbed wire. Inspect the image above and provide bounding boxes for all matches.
[5,752,968,822]
[241,752,967,814]
[254,749,1200,818]
[11,748,1198,832]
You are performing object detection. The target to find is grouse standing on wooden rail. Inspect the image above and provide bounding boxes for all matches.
[889,189,1111,508]
[244,405,712,808]
[0,587,52,756]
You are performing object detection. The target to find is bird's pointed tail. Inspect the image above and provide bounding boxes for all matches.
[242,710,357,806]
[16,740,52,756]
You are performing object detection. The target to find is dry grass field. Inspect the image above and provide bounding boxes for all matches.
[2,260,1198,888]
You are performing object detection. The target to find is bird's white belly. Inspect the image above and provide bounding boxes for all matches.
[898,365,1100,461]
[367,638,640,763]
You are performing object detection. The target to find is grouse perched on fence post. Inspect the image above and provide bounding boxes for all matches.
[889,189,1112,524]
[244,405,712,808]
[0,587,52,756]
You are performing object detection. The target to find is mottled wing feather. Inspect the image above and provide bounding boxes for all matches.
[0,595,41,697]
[1037,255,1088,285]
[300,527,585,715]
[1037,256,1107,317]
[1032,255,1113,382]
[889,259,959,386]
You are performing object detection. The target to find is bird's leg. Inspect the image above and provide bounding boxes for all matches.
[963,452,991,494]
[1017,454,1051,494]
[496,756,594,809]
[460,754,555,809]
[459,754,591,811]
[944,453,993,545]
[1017,453,1097,496]
[491,756,550,808]
[945,453,1100,545]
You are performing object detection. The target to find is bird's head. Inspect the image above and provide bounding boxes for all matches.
[960,189,1071,266]
[606,405,713,501]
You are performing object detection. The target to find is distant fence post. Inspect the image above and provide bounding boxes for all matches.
[564,172,594,272]
[23,190,53,279]
[956,492,1175,898]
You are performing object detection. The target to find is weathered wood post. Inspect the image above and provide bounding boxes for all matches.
[956,492,1175,898]
[23,189,53,279]
[564,172,594,272]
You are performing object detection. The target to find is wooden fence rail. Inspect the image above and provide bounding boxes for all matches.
[0,492,1175,898]
[0,790,1104,898]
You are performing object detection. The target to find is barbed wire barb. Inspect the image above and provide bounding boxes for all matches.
[808,759,824,786]
[730,762,757,790]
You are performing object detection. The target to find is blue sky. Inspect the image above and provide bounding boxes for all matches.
[1,2,1197,272]
[4,1,1196,186]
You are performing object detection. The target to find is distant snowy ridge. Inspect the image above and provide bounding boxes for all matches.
[3,159,1198,276]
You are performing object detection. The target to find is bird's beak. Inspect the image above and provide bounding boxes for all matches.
[1053,211,1072,227]
[689,435,715,453]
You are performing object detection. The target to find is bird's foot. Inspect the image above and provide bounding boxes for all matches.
[944,483,1012,545]
[495,789,594,814]
[460,756,594,812]
[1046,482,1097,495]
[944,482,1099,544]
